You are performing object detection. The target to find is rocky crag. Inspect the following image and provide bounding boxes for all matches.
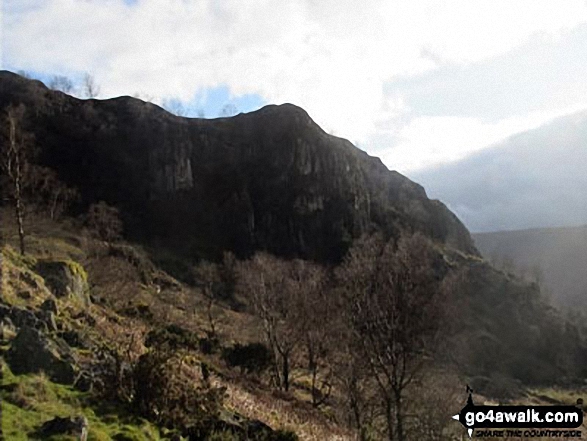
[0,70,476,262]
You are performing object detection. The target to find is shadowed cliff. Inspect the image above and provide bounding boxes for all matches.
[0,70,476,262]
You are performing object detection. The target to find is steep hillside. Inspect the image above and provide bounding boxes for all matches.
[0,70,476,262]
[1,210,582,440]
[473,225,587,308]
[0,211,349,440]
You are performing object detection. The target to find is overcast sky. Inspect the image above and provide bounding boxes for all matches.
[2,0,587,231]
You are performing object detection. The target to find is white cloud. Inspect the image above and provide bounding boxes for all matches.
[4,0,587,167]
[376,103,587,173]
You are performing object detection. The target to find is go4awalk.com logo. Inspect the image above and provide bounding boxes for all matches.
[452,386,583,438]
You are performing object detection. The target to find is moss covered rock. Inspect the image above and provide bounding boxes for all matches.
[35,260,90,306]
[6,326,78,385]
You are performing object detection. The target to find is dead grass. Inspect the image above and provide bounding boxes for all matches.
[218,377,354,441]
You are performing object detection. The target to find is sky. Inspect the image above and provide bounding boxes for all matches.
[2,0,587,231]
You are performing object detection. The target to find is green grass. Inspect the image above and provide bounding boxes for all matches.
[1,361,163,440]
[27,235,86,262]
[1,245,53,308]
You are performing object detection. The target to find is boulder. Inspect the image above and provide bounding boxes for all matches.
[35,260,90,306]
[74,371,93,392]
[19,270,45,291]
[38,416,88,440]
[0,304,45,331]
[72,311,96,326]
[6,326,78,385]
[40,298,58,314]
[58,330,85,348]
[200,410,276,440]
[0,317,16,343]
[17,290,32,300]
[36,309,58,332]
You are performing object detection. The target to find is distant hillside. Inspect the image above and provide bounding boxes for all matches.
[413,110,587,232]
[473,225,587,308]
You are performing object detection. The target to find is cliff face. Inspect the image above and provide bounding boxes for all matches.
[0,71,477,261]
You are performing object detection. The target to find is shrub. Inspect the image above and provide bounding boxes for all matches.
[271,429,299,441]
[132,348,226,433]
[144,324,200,351]
[86,201,123,242]
[207,430,240,441]
[222,342,272,375]
[199,334,220,355]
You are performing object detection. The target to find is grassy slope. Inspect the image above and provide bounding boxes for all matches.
[5,211,583,440]
[1,362,161,440]
[0,210,354,440]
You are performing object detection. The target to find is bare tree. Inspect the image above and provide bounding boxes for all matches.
[83,72,100,98]
[220,103,238,117]
[86,201,123,243]
[218,251,237,302]
[293,260,332,406]
[0,105,34,254]
[236,253,307,391]
[337,233,447,441]
[49,75,74,94]
[32,167,79,220]
[16,70,32,79]
[162,98,188,117]
[194,260,221,338]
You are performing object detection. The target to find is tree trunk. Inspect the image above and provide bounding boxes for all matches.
[282,352,290,391]
[311,363,318,406]
[15,195,25,255]
[395,393,405,441]
[348,379,367,441]
[385,396,394,441]
[50,189,60,220]
[9,112,25,255]
[206,293,216,338]
[308,341,319,405]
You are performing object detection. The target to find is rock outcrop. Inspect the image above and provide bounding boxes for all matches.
[38,416,89,440]
[35,260,90,306]
[0,303,56,332]
[0,70,478,262]
[6,326,78,385]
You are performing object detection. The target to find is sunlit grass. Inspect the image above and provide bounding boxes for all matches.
[0,361,161,440]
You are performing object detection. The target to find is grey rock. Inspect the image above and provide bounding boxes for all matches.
[0,317,16,342]
[72,311,96,326]
[6,326,78,385]
[17,290,32,300]
[0,72,479,264]
[208,409,275,439]
[58,329,85,348]
[19,271,41,290]
[74,371,93,392]
[40,298,58,314]
[0,304,10,321]
[0,304,44,331]
[39,415,88,440]
[36,310,58,332]
[10,306,40,329]
[35,260,90,306]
